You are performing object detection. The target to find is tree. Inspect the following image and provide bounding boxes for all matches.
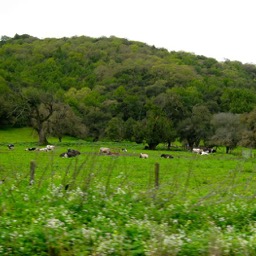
[82,106,112,141]
[0,95,14,127]
[210,112,242,153]
[47,103,88,142]
[123,117,137,141]
[154,91,188,125]
[170,86,203,113]
[138,111,176,150]
[178,105,212,149]
[221,88,256,113]
[22,87,58,145]
[0,77,15,127]
[239,108,256,148]
[105,117,125,141]
[0,35,11,42]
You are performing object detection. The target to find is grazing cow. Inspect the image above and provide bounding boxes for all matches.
[25,147,37,151]
[99,147,111,154]
[140,153,149,159]
[46,145,55,150]
[161,153,174,159]
[8,144,14,150]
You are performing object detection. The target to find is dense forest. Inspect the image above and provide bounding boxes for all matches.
[1,34,256,151]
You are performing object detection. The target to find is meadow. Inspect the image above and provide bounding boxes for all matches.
[1,128,256,255]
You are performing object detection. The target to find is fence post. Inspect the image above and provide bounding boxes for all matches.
[155,162,159,189]
[30,160,36,185]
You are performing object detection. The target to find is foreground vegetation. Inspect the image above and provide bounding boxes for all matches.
[1,129,256,255]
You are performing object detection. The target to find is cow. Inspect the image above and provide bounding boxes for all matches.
[60,152,69,158]
[161,153,174,159]
[8,144,14,150]
[192,148,202,154]
[38,147,49,152]
[67,148,80,156]
[203,147,216,153]
[60,149,80,158]
[140,153,149,159]
[196,147,217,154]
[46,145,55,150]
[25,147,37,151]
[99,147,111,154]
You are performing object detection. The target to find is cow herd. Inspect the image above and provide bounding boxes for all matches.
[99,146,216,159]
[24,144,79,158]
[7,143,217,159]
[101,148,174,159]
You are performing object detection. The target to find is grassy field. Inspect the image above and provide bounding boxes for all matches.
[1,128,256,255]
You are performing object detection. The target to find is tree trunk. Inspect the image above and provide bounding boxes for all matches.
[148,142,158,150]
[38,128,49,145]
[187,141,194,151]
[226,146,230,154]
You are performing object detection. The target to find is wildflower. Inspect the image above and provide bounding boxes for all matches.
[45,218,65,229]
[23,194,29,201]
[116,187,126,195]
[226,225,234,233]
[81,226,97,240]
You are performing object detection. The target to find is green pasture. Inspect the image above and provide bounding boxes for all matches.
[2,128,256,255]
[1,128,256,200]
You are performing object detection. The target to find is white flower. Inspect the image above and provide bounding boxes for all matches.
[116,187,126,195]
[45,218,64,229]
[23,194,29,201]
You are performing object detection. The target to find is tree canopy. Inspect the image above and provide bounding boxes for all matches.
[1,34,256,149]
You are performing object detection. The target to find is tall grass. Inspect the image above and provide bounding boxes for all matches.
[1,128,256,255]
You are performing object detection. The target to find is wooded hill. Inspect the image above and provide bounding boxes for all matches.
[1,34,256,150]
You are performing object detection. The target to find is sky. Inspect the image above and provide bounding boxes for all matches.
[1,0,256,64]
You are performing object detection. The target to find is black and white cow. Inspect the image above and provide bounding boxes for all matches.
[8,144,14,150]
[46,145,55,150]
[25,147,37,151]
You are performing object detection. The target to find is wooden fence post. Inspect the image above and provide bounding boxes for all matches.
[30,160,36,185]
[155,162,159,189]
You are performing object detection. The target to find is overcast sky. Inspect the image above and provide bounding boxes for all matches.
[1,0,255,64]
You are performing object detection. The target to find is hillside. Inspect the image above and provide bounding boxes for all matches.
[1,34,256,148]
